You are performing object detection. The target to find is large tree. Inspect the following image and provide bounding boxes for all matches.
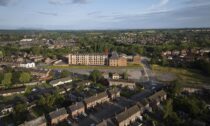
[60,70,70,78]
[19,72,31,83]
[1,73,12,88]
[89,70,102,83]
[123,71,129,80]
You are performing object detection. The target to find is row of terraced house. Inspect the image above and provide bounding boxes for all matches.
[19,89,167,126]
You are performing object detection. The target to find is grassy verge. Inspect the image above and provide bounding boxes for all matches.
[45,64,143,70]
[152,64,210,87]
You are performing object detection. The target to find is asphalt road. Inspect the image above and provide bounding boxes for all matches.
[141,58,164,91]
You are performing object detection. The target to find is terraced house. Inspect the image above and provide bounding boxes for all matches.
[19,115,47,126]
[84,91,109,109]
[148,90,167,107]
[49,108,68,125]
[114,105,142,126]
[68,102,85,118]
[108,79,136,89]
[49,77,72,87]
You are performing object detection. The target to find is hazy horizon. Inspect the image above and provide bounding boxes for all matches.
[1,0,210,30]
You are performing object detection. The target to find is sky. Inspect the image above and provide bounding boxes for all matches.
[0,0,210,30]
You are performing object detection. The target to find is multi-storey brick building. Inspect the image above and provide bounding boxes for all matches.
[68,52,139,67]
[68,54,107,66]
[132,54,141,64]
[109,52,127,67]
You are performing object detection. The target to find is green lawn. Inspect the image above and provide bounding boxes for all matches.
[152,64,210,87]
[45,64,143,70]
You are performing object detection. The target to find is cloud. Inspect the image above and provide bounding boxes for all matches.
[110,2,210,29]
[49,0,89,5]
[0,0,15,6]
[88,11,101,16]
[184,0,210,7]
[159,0,169,6]
[149,0,169,10]
[36,11,58,16]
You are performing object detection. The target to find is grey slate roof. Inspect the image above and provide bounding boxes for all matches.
[110,52,119,59]
[84,92,108,104]
[139,99,149,106]
[148,90,167,102]
[108,79,135,83]
[0,87,25,95]
[68,102,85,112]
[49,107,68,119]
[19,115,47,126]
[49,76,72,85]
[115,105,140,123]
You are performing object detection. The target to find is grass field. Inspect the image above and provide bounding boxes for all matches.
[46,63,143,70]
[152,64,210,87]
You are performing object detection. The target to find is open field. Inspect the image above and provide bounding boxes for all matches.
[152,65,210,87]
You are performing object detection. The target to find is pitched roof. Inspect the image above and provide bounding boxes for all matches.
[19,115,46,126]
[139,99,149,106]
[115,105,140,123]
[49,108,68,119]
[96,120,108,126]
[0,87,25,95]
[112,73,119,76]
[108,88,120,95]
[68,102,85,112]
[49,76,72,85]
[110,52,119,59]
[62,83,73,90]
[108,79,135,83]
[148,90,167,102]
[77,80,92,86]
[84,92,108,104]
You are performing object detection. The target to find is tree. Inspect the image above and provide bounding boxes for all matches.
[1,73,12,88]
[45,94,56,108]
[12,71,21,84]
[123,71,128,80]
[31,46,41,55]
[13,102,28,124]
[38,94,56,108]
[0,50,4,59]
[14,102,27,114]
[0,72,4,84]
[54,89,65,104]
[162,57,169,66]
[60,70,70,78]
[163,99,173,119]
[19,72,31,83]
[89,70,102,83]
[38,95,46,106]
[170,81,182,96]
